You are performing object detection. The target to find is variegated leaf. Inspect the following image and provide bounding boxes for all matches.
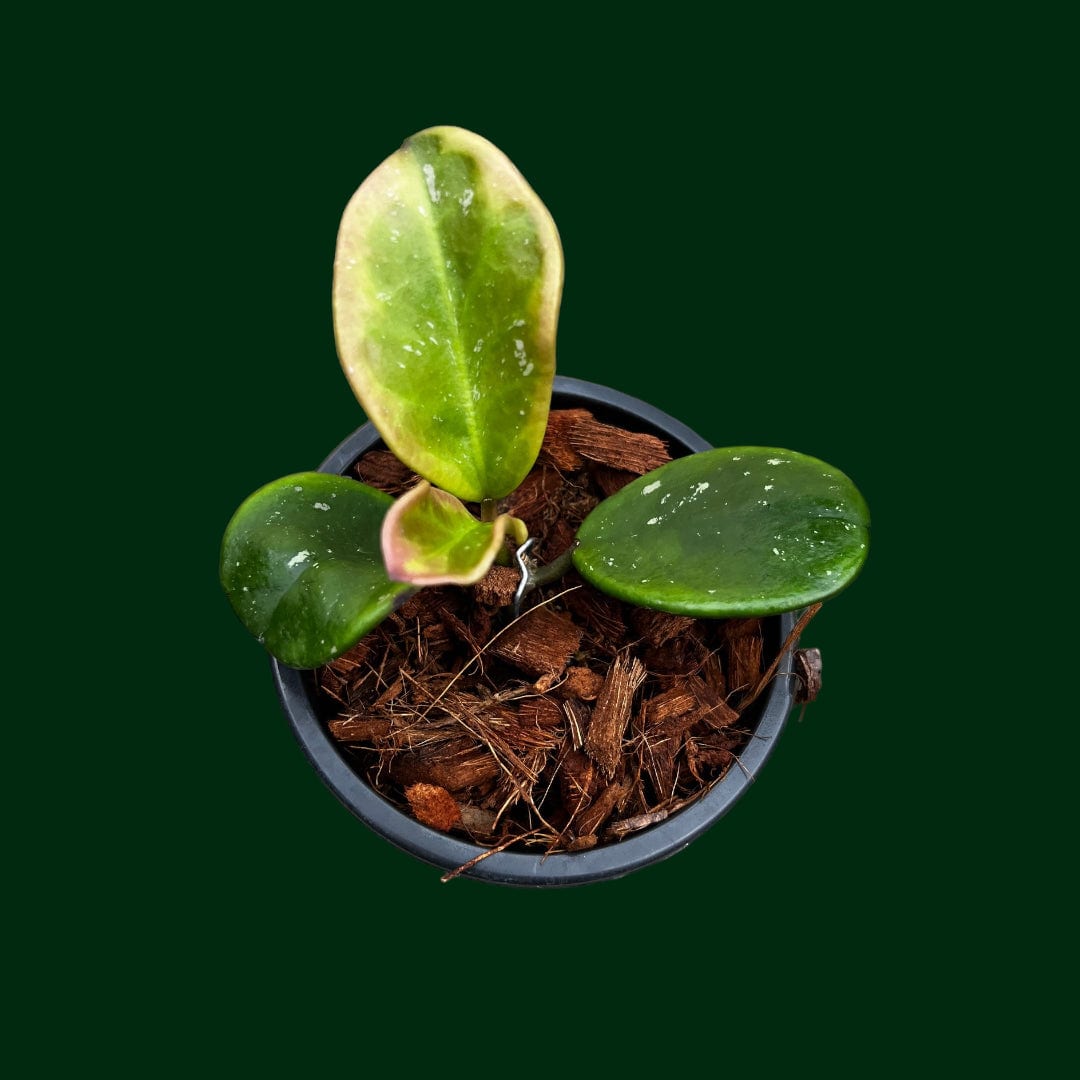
[334,126,562,502]
[382,481,528,586]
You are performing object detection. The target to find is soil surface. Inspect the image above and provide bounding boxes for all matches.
[315,408,799,856]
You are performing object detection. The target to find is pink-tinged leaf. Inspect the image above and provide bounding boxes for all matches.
[334,126,563,502]
[382,481,528,586]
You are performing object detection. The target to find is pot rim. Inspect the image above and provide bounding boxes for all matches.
[273,377,798,886]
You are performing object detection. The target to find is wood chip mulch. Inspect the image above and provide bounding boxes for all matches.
[315,408,803,855]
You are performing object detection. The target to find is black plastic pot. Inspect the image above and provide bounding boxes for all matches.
[273,377,798,886]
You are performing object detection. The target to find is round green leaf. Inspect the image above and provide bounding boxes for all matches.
[573,448,870,617]
[333,126,563,502]
[220,473,412,668]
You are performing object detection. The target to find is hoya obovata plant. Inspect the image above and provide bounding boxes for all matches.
[221,126,870,670]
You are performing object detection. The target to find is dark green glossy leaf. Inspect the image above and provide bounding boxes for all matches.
[333,125,563,502]
[574,448,870,617]
[220,472,412,668]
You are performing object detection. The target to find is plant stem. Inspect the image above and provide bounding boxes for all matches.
[526,542,578,589]
[513,540,579,618]
[480,498,496,523]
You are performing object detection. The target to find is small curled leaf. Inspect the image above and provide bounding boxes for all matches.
[382,481,528,586]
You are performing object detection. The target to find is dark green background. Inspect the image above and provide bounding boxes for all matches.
[15,11,1064,1074]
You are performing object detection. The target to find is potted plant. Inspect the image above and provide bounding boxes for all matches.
[221,126,870,886]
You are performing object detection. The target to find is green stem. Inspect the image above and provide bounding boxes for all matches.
[514,539,579,617]
[525,542,577,589]
[480,498,496,523]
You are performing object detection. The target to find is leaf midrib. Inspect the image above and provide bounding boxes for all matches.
[411,153,485,489]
